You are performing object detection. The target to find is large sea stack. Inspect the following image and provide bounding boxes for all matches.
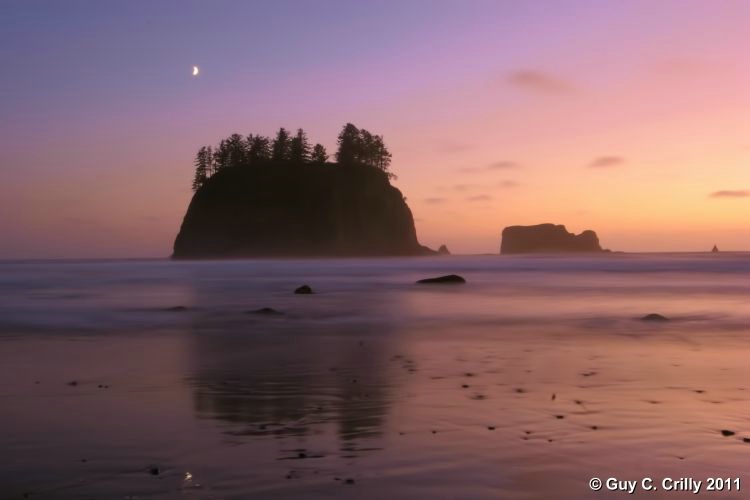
[173,162,433,258]
[500,223,605,254]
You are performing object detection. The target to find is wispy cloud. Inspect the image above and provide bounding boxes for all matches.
[507,70,572,94]
[423,197,447,204]
[709,190,749,198]
[588,155,625,168]
[466,194,493,202]
[453,184,481,192]
[497,180,519,188]
[459,161,519,174]
[488,160,518,169]
[436,140,474,154]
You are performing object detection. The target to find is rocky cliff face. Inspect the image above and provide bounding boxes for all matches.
[500,224,604,254]
[173,162,432,258]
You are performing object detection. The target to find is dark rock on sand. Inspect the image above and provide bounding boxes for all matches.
[641,313,669,322]
[500,223,605,254]
[249,307,284,315]
[149,466,160,476]
[720,430,735,437]
[438,244,450,255]
[416,274,466,284]
[165,306,188,312]
[294,285,313,294]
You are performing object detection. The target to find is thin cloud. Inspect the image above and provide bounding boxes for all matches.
[466,195,493,202]
[453,184,482,192]
[424,197,447,204]
[488,160,518,169]
[459,161,519,174]
[588,156,625,168]
[507,70,573,94]
[497,180,519,188]
[710,190,749,198]
[436,140,474,153]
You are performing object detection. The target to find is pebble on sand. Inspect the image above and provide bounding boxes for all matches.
[294,285,314,294]
[641,313,669,322]
[149,466,160,476]
[720,430,735,437]
[249,307,284,315]
[416,274,466,284]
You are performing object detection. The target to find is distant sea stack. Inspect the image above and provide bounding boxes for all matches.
[500,223,605,254]
[173,162,432,258]
[711,245,719,253]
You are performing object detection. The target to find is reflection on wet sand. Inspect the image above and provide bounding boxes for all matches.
[186,303,400,457]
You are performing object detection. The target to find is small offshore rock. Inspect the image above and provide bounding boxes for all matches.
[437,244,450,255]
[149,466,160,476]
[641,313,669,322]
[165,305,188,312]
[294,285,314,294]
[416,274,466,284]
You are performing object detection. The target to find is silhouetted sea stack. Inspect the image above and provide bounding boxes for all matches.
[173,162,434,258]
[711,245,719,253]
[437,244,450,255]
[500,224,605,254]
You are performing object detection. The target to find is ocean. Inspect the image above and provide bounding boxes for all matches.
[1,254,748,498]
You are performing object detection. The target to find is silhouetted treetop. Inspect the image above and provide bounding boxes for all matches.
[190,123,394,191]
[311,143,328,164]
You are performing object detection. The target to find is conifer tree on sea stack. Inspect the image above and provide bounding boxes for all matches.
[289,128,312,163]
[192,146,210,191]
[335,123,360,164]
[311,143,329,164]
[271,127,292,161]
[247,134,271,163]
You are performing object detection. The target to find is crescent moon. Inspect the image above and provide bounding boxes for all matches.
[192,66,200,77]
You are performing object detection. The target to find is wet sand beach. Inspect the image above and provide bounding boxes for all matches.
[1,254,748,498]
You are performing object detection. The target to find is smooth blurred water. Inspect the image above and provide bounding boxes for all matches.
[1,253,749,335]
[1,254,749,499]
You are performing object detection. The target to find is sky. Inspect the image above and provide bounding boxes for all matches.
[1,0,748,258]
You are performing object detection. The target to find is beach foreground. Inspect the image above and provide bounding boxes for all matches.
[1,254,748,499]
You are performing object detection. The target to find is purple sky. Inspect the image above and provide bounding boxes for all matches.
[1,1,749,258]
